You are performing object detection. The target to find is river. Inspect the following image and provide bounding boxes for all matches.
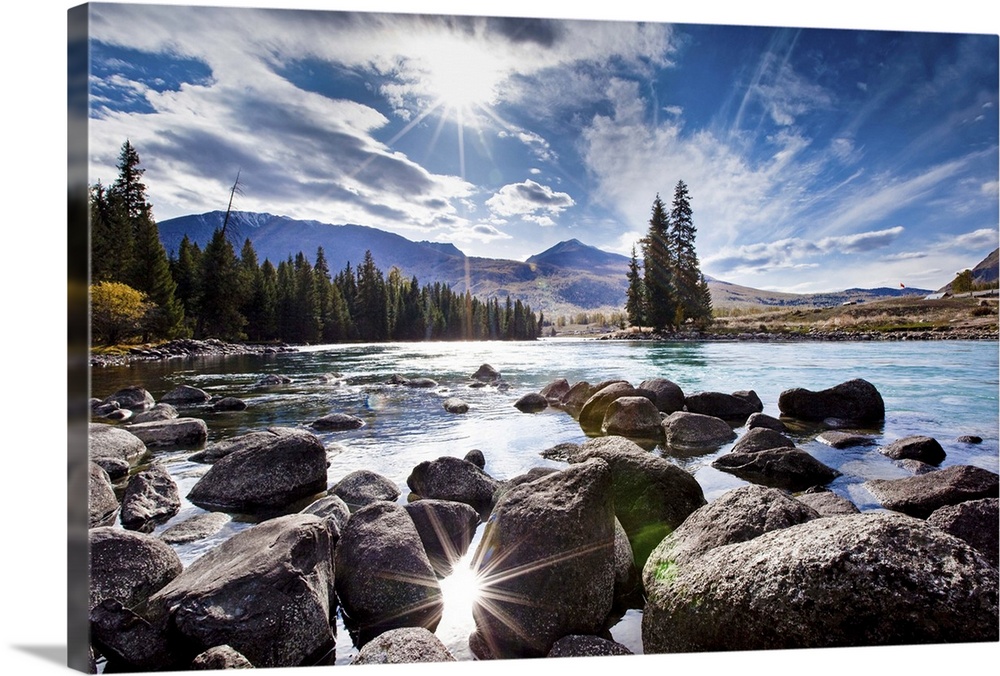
[90,338,1000,662]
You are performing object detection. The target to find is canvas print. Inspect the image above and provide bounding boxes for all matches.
[68,1,1000,673]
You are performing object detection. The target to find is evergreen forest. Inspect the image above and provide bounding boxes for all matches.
[89,141,542,346]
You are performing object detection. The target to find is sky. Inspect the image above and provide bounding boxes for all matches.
[81,1,999,293]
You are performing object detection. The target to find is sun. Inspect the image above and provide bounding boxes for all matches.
[421,42,505,115]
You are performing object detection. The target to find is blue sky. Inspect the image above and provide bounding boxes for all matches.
[83,1,999,293]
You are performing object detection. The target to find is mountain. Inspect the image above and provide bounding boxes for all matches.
[526,238,630,274]
[708,277,934,310]
[937,247,999,293]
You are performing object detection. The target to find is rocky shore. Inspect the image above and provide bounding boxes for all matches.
[89,338,297,368]
[84,366,999,671]
[600,326,999,342]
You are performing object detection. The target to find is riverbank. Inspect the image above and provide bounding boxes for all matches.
[90,338,298,368]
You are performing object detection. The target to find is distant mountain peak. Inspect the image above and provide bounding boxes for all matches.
[526,238,629,270]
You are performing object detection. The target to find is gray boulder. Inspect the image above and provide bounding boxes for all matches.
[255,374,292,387]
[187,428,328,513]
[132,403,179,423]
[144,514,337,669]
[330,469,400,511]
[89,462,119,528]
[212,397,248,412]
[560,381,597,411]
[601,395,664,441]
[102,386,155,411]
[927,497,999,568]
[684,390,762,422]
[777,378,885,424]
[161,385,211,404]
[638,378,685,414]
[188,426,312,463]
[662,411,736,449]
[89,422,147,465]
[642,512,999,652]
[126,417,208,448]
[120,464,182,533]
[539,378,571,403]
[352,627,455,665]
[547,635,633,658]
[407,456,500,519]
[864,465,999,518]
[472,364,501,382]
[300,494,352,534]
[569,436,706,568]
[579,382,645,432]
[310,412,365,431]
[712,443,840,492]
[190,645,255,669]
[89,527,182,611]
[93,456,129,482]
[159,512,231,545]
[443,398,470,414]
[730,427,795,454]
[513,392,548,413]
[816,430,875,449]
[404,499,480,576]
[796,487,861,516]
[880,435,946,465]
[90,600,175,672]
[406,377,438,388]
[746,412,787,433]
[470,459,616,659]
[335,501,443,647]
[463,449,486,469]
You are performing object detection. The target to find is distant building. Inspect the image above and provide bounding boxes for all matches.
[924,292,949,300]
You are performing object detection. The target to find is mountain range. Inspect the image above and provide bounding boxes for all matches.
[157,211,994,317]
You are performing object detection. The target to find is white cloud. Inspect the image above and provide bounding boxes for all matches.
[485,180,575,218]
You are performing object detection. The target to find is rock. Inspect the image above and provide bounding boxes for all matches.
[645,485,819,568]
[816,430,875,449]
[927,498,999,568]
[190,645,255,669]
[746,412,787,433]
[539,378,571,403]
[90,600,176,672]
[404,499,480,577]
[352,627,456,665]
[795,487,860,516]
[579,382,644,432]
[93,456,130,481]
[601,395,664,441]
[189,426,312,464]
[187,428,328,513]
[732,389,764,412]
[470,459,616,659]
[89,462,119,528]
[104,408,133,421]
[91,400,121,417]
[569,436,706,568]
[463,449,486,469]
[472,364,501,382]
[89,527,182,611]
[144,514,337,669]
[102,386,155,411]
[899,458,938,475]
[637,378,685,414]
[560,381,597,411]
[310,412,365,431]
[547,635,633,658]
[330,469,400,511]
[641,512,999,652]
[255,374,292,387]
[335,502,443,647]
[406,377,438,388]
[957,435,983,444]
[443,398,470,414]
[407,456,501,519]
[662,411,736,449]
[132,403,179,423]
[777,378,885,425]
[880,435,946,465]
[385,374,410,385]
[494,467,560,502]
[300,494,352,535]
[120,464,182,533]
[864,465,999,518]
[126,417,208,448]
[513,392,548,413]
[539,442,580,461]
[712,443,840,492]
[730,427,795,454]
[212,397,248,412]
[161,385,211,404]
[159,512,231,545]
[611,517,641,610]
[89,422,147,465]
[684,390,761,423]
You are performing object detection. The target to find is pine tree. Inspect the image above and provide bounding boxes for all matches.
[354,250,388,341]
[625,244,645,327]
[641,194,676,332]
[668,180,712,326]
[197,228,246,340]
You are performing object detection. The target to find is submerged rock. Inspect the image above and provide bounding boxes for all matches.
[161,385,211,404]
[211,397,248,412]
[513,392,548,413]
[880,435,946,465]
[310,412,365,431]
[443,398,470,414]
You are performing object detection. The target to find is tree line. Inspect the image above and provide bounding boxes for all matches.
[89,141,541,346]
[626,180,713,331]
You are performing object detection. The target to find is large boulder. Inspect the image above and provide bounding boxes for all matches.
[187,427,328,513]
[730,427,795,454]
[642,512,999,652]
[539,378,571,403]
[310,412,365,431]
[158,512,231,545]
[300,494,352,535]
[880,435,946,465]
[795,487,860,516]
[662,411,736,449]
[89,527,182,611]
[160,385,211,404]
[601,396,664,441]
[132,403,179,424]
[335,501,443,647]
[120,464,182,533]
[143,514,337,669]
[578,382,646,432]
[404,499,481,577]
[645,485,818,569]
[927,497,999,568]
[864,465,999,518]
[513,392,548,413]
[126,417,208,448]
[568,436,706,568]
[102,386,155,411]
[89,422,147,465]
[712,443,840,492]
[352,627,456,664]
[472,364,501,383]
[638,378,685,414]
[443,398,470,414]
[407,456,500,519]
[684,390,762,423]
[547,635,633,658]
[746,412,787,433]
[188,426,312,463]
[470,459,616,659]
[211,397,248,412]
[330,469,400,511]
[90,600,176,672]
[89,462,119,528]
[560,381,597,411]
[777,378,885,425]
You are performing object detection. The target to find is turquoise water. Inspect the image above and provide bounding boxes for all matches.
[90,338,999,660]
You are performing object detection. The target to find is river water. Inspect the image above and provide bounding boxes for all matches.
[90,338,999,662]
